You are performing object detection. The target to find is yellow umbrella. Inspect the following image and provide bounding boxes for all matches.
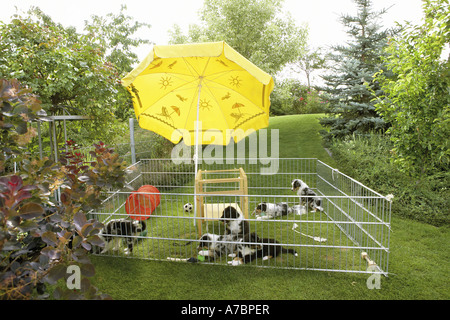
[121,41,274,151]
[122,41,274,224]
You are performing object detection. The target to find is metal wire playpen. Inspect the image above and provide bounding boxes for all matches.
[88,158,391,276]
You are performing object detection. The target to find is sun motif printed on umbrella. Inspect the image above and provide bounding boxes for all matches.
[229,75,242,88]
[159,76,173,89]
[199,99,212,111]
[122,42,274,146]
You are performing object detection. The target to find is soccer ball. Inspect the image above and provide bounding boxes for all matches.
[183,203,193,213]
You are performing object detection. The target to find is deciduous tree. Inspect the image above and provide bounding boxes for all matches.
[0,7,150,146]
[374,0,449,176]
[169,0,308,74]
[0,79,128,299]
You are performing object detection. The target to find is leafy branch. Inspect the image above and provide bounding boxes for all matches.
[1,79,127,299]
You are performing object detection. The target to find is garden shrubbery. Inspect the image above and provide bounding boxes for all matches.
[0,79,128,299]
[328,133,449,227]
[270,79,328,116]
[321,0,449,227]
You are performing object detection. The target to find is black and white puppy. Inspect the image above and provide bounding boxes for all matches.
[98,219,146,255]
[228,232,263,265]
[220,206,250,237]
[291,179,323,212]
[197,233,238,258]
[253,202,292,219]
[229,232,298,265]
[257,234,298,260]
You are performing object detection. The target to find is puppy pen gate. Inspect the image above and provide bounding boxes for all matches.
[88,158,391,276]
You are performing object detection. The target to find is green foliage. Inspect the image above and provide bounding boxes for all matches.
[289,46,327,88]
[0,79,44,171]
[0,6,150,146]
[270,79,327,115]
[84,5,151,77]
[1,8,115,110]
[328,133,449,226]
[169,0,308,74]
[1,79,128,299]
[373,0,450,176]
[291,83,328,115]
[319,0,391,140]
[270,80,293,115]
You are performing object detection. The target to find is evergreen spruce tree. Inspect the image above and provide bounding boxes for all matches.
[319,0,392,141]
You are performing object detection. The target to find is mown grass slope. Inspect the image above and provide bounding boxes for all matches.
[91,114,449,300]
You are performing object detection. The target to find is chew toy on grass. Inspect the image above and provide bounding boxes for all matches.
[291,223,327,242]
[361,252,376,267]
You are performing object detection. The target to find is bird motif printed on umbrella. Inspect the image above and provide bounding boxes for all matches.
[216,59,229,67]
[129,84,143,109]
[149,60,163,70]
[221,92,231,100]
[176,94,188,102]
[167,60,178,69]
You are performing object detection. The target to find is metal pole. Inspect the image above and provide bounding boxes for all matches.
[37,120,43,159]
[52,120,58,162]
[51,120,60,203]
[194,80,202,227]
[194,82,202,177]
[63,113,68,153]
[129,117,136,164]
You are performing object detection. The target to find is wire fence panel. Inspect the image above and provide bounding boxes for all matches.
[88,158,391,276]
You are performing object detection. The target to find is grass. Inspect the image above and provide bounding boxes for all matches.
[268,114,337,166]
[91,215,449,300]
[89,114,449,300]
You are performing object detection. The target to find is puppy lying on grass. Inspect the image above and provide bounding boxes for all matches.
[229,232,298,266]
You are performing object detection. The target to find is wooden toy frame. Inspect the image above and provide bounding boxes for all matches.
[195,168,248,237]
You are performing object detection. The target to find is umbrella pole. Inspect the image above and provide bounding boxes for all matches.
[194,82,202,228]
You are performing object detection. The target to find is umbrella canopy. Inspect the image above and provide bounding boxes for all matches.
[121,41,274,146]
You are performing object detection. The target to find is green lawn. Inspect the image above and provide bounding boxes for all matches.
[268,114,337,166]
[90,114,449,300]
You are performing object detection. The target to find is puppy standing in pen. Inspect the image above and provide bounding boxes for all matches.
[291,179,324,212]
[97,219,146,255]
